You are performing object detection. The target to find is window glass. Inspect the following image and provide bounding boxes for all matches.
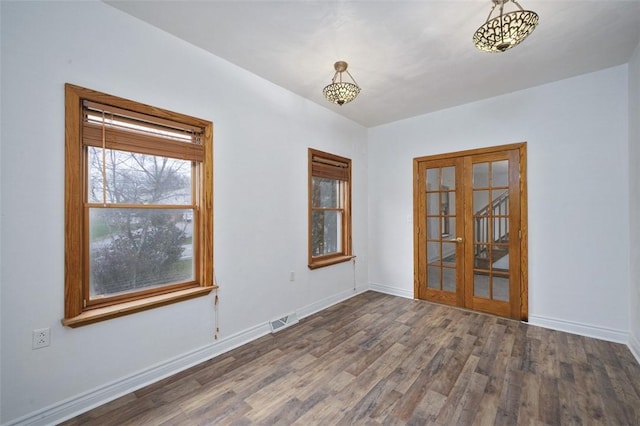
[311,210,343,256]
[312,177,342,208]
[89,208,194,298]
[88,148,192,205]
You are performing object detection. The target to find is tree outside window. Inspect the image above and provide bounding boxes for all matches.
[88,149,194,298]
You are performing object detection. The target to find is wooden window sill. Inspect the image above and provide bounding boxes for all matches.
[308,255,355,270]
[62,286,217,328]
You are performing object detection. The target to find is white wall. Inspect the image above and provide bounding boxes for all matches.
[368,65,630,341]
[0,2,368,424]
[629,39,640,361]
[0,2,3,420]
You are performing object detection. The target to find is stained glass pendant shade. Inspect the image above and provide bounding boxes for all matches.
[473,0,539,53]
[323,61,361,106]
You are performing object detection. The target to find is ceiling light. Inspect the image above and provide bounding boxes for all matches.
[473,0,539,53]
[323,61,361,106]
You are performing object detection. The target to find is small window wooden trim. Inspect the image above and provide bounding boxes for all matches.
[308,148,353,269]
[63,84,215,327]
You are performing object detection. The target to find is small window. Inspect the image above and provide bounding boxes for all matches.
[64,84,214,327]
[308,148,352,269]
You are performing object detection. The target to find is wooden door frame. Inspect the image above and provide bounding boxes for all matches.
[413,142,528,321]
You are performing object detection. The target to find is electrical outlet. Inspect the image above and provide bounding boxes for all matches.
[32,328,50,349]
[289,270,295,282]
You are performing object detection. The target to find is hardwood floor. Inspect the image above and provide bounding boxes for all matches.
[61,291,640,425]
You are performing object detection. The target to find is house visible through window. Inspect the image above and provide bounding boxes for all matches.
[308,148,353,269]
[64,84,214,327]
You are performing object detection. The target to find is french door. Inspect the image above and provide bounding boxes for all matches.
[413,143,528,320]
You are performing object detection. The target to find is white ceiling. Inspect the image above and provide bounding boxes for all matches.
[105,0,640,128]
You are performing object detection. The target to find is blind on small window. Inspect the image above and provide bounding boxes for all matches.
[82,100,204,162]
[311,155,350,181]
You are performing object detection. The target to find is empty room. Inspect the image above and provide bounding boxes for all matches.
[1,1,639,425]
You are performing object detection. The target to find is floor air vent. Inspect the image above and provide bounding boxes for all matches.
[269,313,299,333]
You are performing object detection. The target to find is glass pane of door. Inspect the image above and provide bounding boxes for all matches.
[425,167,457,294]
[472,160,510,301]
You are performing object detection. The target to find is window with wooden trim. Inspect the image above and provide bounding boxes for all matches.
[64,84,214,327]
[308,148,352,269]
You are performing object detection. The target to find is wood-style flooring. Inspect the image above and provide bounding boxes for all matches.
[61,291,640,425]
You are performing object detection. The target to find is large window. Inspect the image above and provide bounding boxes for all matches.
[64,84,214,327]
[308,148,352,269]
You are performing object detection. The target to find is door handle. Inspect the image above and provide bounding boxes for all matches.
[445,237,463,243]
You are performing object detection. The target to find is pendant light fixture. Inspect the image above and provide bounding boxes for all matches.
[322,61,361,106]
[473,0,539,53]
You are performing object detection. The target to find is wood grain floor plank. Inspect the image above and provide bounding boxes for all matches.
[569,359,606,425]
[592,362,633,425]
[472,320,516,425]
[254,390,329,425]
[605,363,640,424]
[335,378,398,424]
[59,292,640,426]
[492,360,524,425]
[334,342,409,412]
[403,388,447,425]
[389,347,452,422]
[451,371,489,426]
[558,371,584,425]
[433,354,481,424]
[517,360,543,424]
[537,376,560,425]
[118,401,187,426]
